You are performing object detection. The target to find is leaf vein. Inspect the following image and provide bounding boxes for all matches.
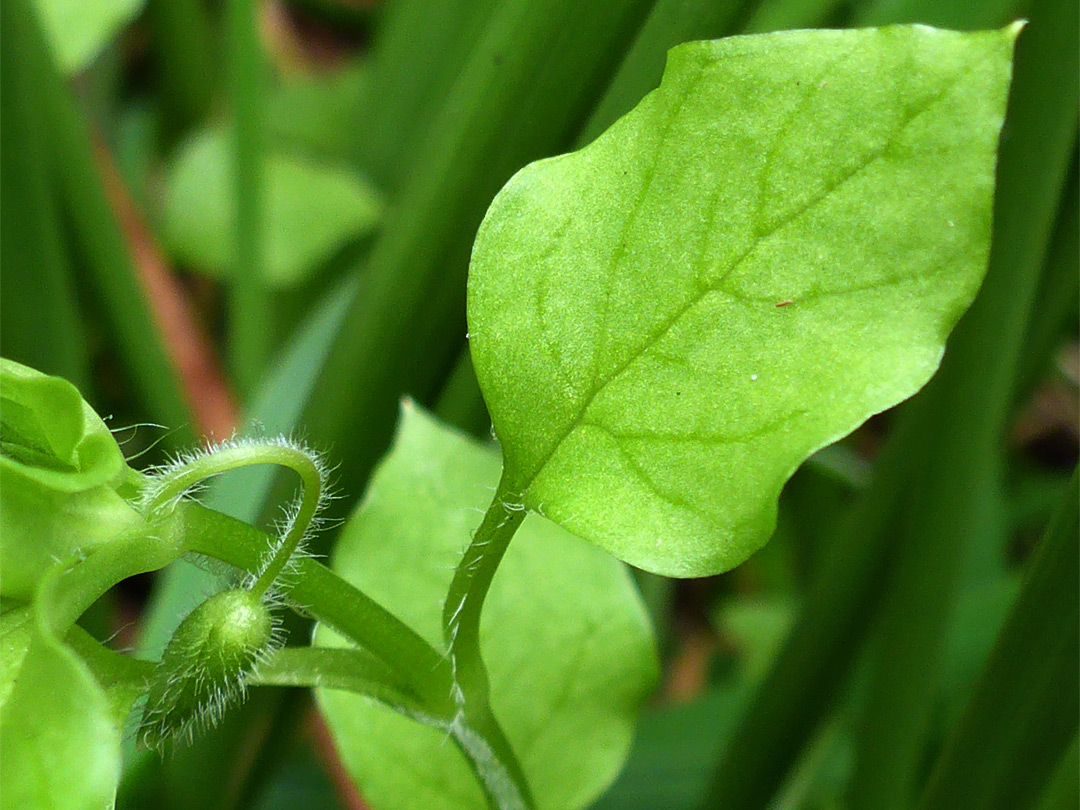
[521,56,981,493]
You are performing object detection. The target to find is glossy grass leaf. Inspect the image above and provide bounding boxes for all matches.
[316,404,657,810]
[468,25,1018,576]
[164,130,383,287]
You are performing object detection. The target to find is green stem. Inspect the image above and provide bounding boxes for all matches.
[178,502,455,715]
[440,473,533,810]
[143,441,325,597]
[249,647,428,719]
[66,625,156,683]
[443,474,526,701]
[44,532,184,639]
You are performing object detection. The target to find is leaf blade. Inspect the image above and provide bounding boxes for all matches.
[469,25,1018,576]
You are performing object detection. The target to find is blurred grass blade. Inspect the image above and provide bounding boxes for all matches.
[226,0,271,396]
[916,470,1078,810]
[578,0,749,144]
[700,408,926,809]
[741,0,851,33]
[19,0,193,441]
[1012,161,1079,404]
[849,3,1079,807]
[0,0,89,387]
[146,0,217,137]
[1034,737,1080,810]
[854,0,1022,27]
[297,0,657,524]
[345,0,501,192]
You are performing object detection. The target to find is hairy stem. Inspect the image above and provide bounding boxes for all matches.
[143,440,325,597]
[178,502,456,716]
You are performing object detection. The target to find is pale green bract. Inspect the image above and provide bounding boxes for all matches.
[316,404,657,810]
[468,24,1019,577]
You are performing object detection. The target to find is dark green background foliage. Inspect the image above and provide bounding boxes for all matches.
[0,0,1076,808]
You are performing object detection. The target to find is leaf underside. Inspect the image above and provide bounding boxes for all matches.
[468,24,1018,576]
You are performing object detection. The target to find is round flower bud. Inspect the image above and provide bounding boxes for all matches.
[138,589,277,748]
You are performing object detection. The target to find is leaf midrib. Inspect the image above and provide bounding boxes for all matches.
[515,57,981,494]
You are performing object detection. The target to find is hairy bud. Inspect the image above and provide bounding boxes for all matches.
[138,589,278,748]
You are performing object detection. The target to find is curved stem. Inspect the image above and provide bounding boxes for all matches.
[442,472,526,703]
[44,531,185,638]
[143,440,326,597]
[178,501,456,716]
[249,647,430,719]
[440,471,533,810]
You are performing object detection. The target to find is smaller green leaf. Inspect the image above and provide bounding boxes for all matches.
[469,24,1019,576]
[0,360,140,601]
[0,570,123,810]
[316,404,657,810]
[0,357,123,492]
[163,130,383,287]
[32,0,144,73]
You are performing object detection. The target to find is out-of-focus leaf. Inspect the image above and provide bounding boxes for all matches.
[469,25,1018,576]
[163,130,383,287]
[712,596,798,684]
[164,130,382,288]
[316,404,657,810]
[33,0,144,73]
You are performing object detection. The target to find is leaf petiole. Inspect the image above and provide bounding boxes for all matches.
[440,472,534,810]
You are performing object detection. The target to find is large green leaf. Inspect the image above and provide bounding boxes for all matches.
[316,405,657,810]
[163,130,383,287]
[468,25,1017,576]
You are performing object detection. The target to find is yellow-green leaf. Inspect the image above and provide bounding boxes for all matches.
[468,24,1018,576]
